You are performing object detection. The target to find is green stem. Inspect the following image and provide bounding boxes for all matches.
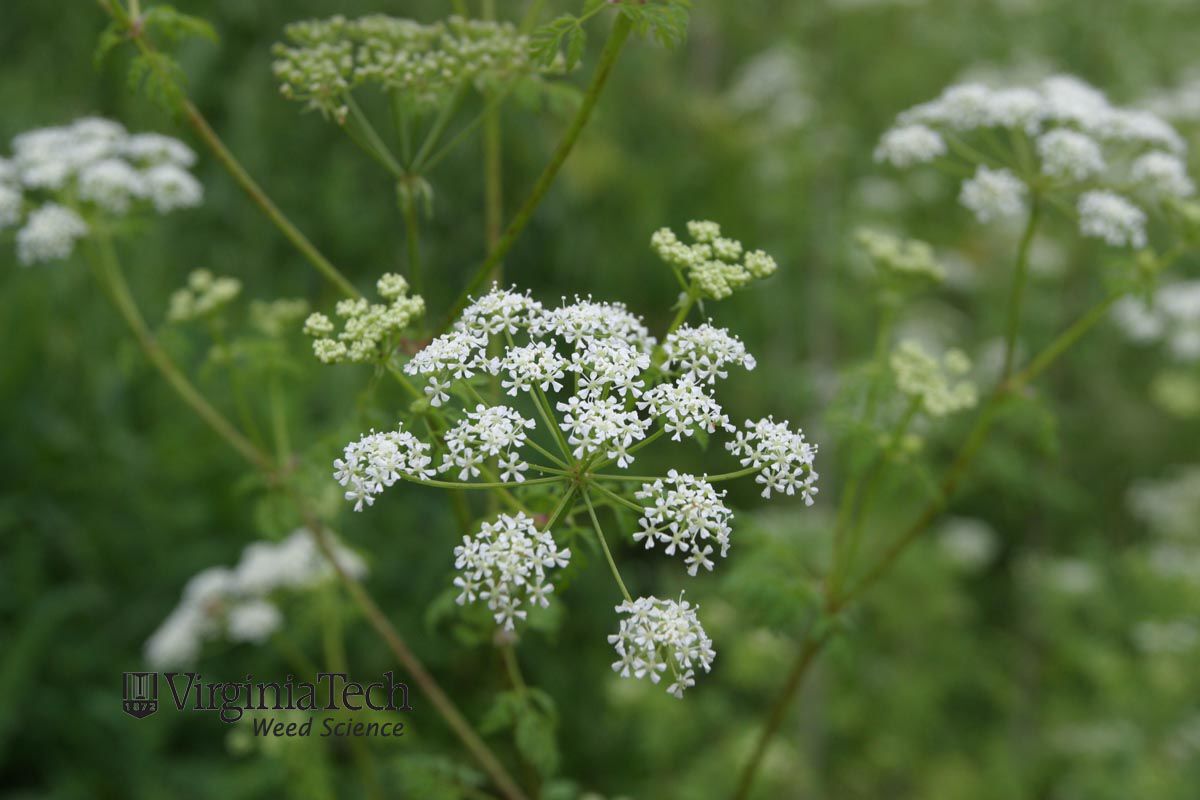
[733,287,1134,800]
[439,14,634,330]
[406,475,566,491]
[666,291,697,334]
[345,93,404,176]
[587,481,644,514]
[269,372,292,466]
[84,233,272,473]
[178,98,360,299]
[83,220,529,800]
[1001,193,1042,380]
[402,195,424,299]
[582,490,632,602]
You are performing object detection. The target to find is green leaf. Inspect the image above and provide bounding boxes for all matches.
[620,0,692,49]
[564,24,587,71]
[94,21,126,68]
[127,50,187,112]
[528,15,580,69]
[142,4,218,45]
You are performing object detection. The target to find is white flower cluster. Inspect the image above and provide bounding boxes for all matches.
[726,416,820,501]
[634,471,733,575]
[145,528,367,668]
[1077,190,1148,248]
[874,123,947,167]
[959,166,1027,223]
[1112,281,1200,362]
[609,595,715,699]
[273,15,552,120]
[443,404,535,481]
[877,76,1194,247]
[452,512,571,630]
[1,118,202,266]
[334,425,436,511]
[890,340,978,416]
[167,269,243,323]
[395,286,771,482]
[303,273,425,364]
[650,221,778,300]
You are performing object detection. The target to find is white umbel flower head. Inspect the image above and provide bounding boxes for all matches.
[959,166,1027,223]
[334,425,436,511]
[1112,281,1200,363]
[227,600,284,644]
[441,404,536,481]
[1037,128,1105,181]
[725,416,820,501]
[634,471,734,575]
[143,163,204,212]
[663,322,757,383]
[77,158,147,212]
[608,595,715,699]
[16,203,88,265]
[874,123,947,167]
[1078,190,1147,248]
[452,512,571,630]
[1131,151,1195,199]
[145,528,367,667]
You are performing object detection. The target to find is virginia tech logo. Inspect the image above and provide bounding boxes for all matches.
[122,672,159,719]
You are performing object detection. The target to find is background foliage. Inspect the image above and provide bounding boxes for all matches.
[2,1,1198,798]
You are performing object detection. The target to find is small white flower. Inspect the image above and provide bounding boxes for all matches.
[874,124,947,167]
[452,512,570,630]
[1077,190,1147,248]
[959,166,1027,223]
[608,595,715,698]
[16,203,88,265]
[1037,128,1105,181]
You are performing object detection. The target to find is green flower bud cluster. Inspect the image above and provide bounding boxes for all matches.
[890,340,978,417]
[303,273,424,364]
[856,228,946,285]
[273,15,550,120]
[650,220,778,300]
[250,298,310,339]
[167,269,242,323]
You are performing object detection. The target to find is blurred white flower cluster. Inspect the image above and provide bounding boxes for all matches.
[145,529,366,668]
[890,340,978,417]
[609,595,715,698]
[876,76,1194,248]
[1112,281,1200,363]
[167,269,243,323]
[273,15,552,120]
[0,117,202,266]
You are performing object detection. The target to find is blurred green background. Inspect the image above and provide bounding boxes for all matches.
[2,1,1199,798]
